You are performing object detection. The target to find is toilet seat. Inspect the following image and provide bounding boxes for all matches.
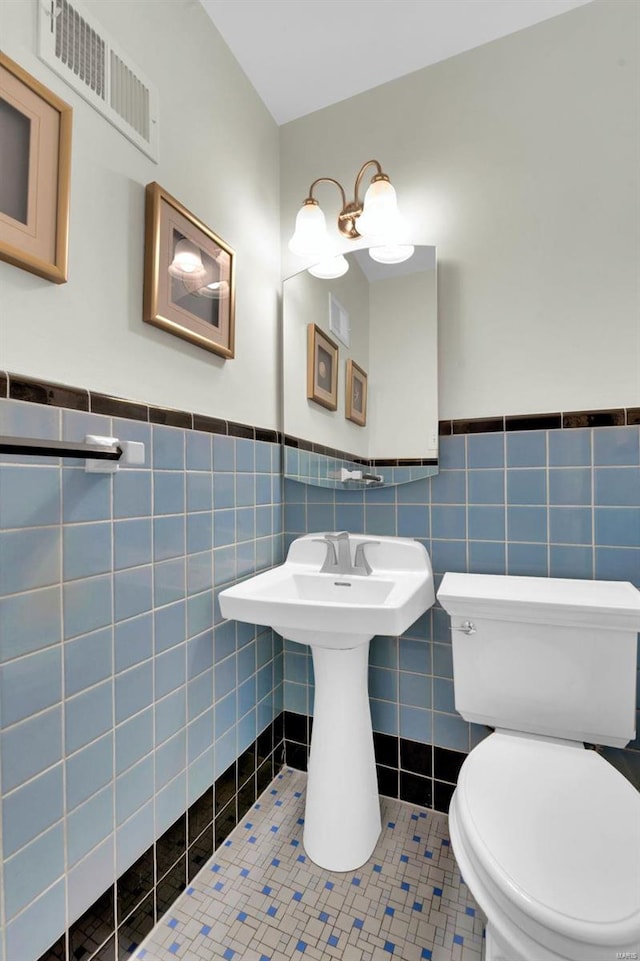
[452,731,640,960]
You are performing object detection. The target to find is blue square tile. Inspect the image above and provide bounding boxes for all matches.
[115,662,153,724]
[65,733,113,811]
[153,426,185,470]
[214,510,236,547]
[399,639,430,675]
[594,507,640,547]
[114,566,152,621]
[187,472,213,512]
[114,518,152,571]
[506,431,546,468]
[433,678,455,713]
[155,601,186,654]
[595,467,640,507]
[467,506,505,541]
[154,472,185,515]
[0,400,60,464]
[236,474,255,509]
[0,466,61,528]
[549,546,593,579]
[0,528,60,596]
[2,764,63,857]
[213,472,235,509]
[431,506,466,539]
[237,508,255,542]
[65,626,112,697]
[213,435,235,472]
[507,506,547,542]
[186,432,212,471]
[0,586,61,663]
[64,574,112,639]
[467,470,504,505]
[399,672,431,709]
[114,613,152,674]
[548,429,591,467]
[549,468,592,506]
[236,439,255,473]
[113,471,152,519]
[155,645,186,700]
[3,823,64,920]
[433,643,453,679]
[64,522,112,580]
[5,878,65,961]
[507,469,546,505]
[468,540,506,574]
[549,507,592,545]
[113,419,151,469]
[365,505,396,536]
[400,706,431,742]
[187,512,213,555]
[507,542,548,577]
[429,471,465,505]
[595,547,640,587]
[187,591,213,637]
[62,469,111,523]
[65,680,113,753]
[369,666,398,702]
[155,557,186,605]
[430,539,467,574]
[154,515,185,561]
[397,505,429,539]
[433,713,468,752]
[467,433,504,468]
[67,785,113,865]
[1,705,62,792]
[593,427,639,466]
[115,707,153,775]
[370,698,398,736]
[438,435,465,469]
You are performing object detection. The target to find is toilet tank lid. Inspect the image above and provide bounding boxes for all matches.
[437,573,640,631]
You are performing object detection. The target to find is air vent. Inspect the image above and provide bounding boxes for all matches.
[39,0,158,162]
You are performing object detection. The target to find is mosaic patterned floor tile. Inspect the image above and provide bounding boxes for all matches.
[136,769,485,961]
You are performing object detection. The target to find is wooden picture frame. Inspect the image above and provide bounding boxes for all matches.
[0,52,72,284]
[143,182,236,358]
[346,359,368,427]
[307,323,338,410]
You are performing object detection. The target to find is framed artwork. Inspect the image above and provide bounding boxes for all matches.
[0,52,72,284]
[345,359,368,427]
[307,323,338,410]
[329,292,350,347]
[143,182,235,358]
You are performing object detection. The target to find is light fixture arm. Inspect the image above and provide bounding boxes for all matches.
[302,161,389,240]
[306,176,348,211]
[352,159,384,208]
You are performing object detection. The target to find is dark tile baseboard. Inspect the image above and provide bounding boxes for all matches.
[282,712,468,816]
[36,718,285,961]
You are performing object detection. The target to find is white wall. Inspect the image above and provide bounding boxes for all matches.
[280,0,640,419]
[0,0,281,428]
[368,269,438,459]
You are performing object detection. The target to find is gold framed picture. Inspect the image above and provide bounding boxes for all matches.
[307,323,338,410]
[143,182,235,358]
[0,52,72,284]
[346,359,368,427]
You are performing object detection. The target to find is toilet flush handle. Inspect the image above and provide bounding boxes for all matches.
[451,620,476,635]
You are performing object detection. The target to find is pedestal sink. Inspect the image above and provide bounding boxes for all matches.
[219,533,435,871]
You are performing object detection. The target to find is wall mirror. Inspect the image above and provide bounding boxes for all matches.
[282,245,438,489]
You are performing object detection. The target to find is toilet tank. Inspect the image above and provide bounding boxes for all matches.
[437,573,640,748]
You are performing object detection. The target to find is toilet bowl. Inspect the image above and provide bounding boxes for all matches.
[450,731,640,961]
[437,572,640,961]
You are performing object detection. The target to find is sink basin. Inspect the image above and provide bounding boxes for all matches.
[219,533,435,872]
[219,533,434,648]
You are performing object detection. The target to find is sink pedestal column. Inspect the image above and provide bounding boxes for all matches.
[303,641,381,872]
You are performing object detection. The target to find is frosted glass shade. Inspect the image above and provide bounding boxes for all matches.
[168,239,205,279]
[308,255,349,279]
[369,244,415,264]
[288,202,331,257]
[357,178,400,239]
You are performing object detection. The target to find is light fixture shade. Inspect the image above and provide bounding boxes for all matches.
[308,255,349,279]
[357,178,400,238]
[168,238,205,278]
[288,201,331,257]
[369,244,415,265]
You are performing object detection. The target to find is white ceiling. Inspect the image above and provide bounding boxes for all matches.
[201,0,593,125]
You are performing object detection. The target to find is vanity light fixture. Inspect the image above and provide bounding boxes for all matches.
[168,238,205,279]
[288,159,413,274]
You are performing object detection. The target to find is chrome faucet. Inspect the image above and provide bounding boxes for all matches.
[312,532,380,576]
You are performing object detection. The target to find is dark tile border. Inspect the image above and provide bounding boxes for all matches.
[1,372,282,444]
[283,433,437,469]
[284,712,468,816]
[37,718,285,961]
[440,406,638,435]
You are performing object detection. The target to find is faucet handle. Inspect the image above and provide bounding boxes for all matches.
[312,536,338,568]
[353,540,380,575]
[323,531,349,542]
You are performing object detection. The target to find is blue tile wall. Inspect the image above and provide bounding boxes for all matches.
[0,398,284,961]
[284,426,640,769]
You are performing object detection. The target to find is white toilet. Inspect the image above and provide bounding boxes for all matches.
[437,572,640,961]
